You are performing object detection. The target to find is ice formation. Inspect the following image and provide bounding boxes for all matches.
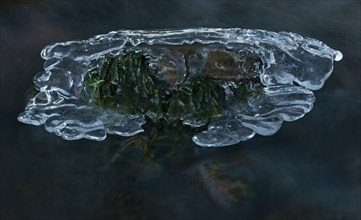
[18,28,342,147]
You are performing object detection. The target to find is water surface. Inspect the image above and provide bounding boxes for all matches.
[1,1,360,219]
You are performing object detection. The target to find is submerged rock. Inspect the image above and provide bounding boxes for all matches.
[199,160,254,208]
[18,28,342,147]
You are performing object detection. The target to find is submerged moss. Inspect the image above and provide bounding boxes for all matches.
[83,49,262,127]
[84,51,162,113]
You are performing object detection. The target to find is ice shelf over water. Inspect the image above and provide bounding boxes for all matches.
[18,28,342,147]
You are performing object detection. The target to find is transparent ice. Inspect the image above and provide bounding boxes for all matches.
[17,28,342,147]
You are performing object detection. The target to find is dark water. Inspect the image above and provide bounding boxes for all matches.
[1,1,360,219]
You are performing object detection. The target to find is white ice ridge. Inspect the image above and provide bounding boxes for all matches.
[18,28,342,147]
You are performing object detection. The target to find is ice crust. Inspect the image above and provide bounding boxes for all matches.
[18,28,342,147]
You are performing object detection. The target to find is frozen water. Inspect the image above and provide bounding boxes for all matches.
[18,28,342,147]
[192,84,315,147]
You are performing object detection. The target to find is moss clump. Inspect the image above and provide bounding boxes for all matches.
[83,49,261,127]
[84,51,163,115]
[233,83,254,102]
[83,50,224,126]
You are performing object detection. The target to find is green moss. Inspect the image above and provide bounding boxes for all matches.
[84,51,164,115]
[83,49,261,128]
[234,83,253,102]
[181,76,222,121]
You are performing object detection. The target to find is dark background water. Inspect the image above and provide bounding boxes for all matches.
[1,0,360,220]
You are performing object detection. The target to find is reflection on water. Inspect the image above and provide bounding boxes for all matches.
[2,119,359,220]
[1,0,360,220]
